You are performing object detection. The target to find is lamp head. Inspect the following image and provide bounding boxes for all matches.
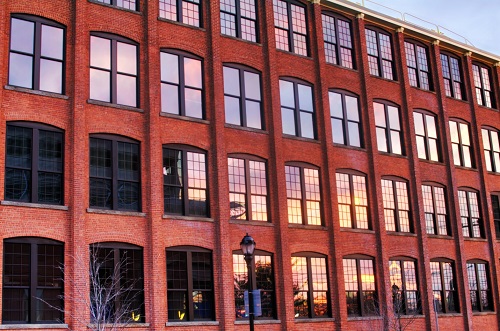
[240,233,256,256]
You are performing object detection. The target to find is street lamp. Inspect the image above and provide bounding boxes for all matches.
[240,233,256,331]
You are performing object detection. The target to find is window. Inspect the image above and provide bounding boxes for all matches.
[329,90,362,147]
[321,13,354,68]
[492,194,500,239]
[223,65,263,129]
[94,0,138,10]
[466,261,492,312]
[220,0,257,42]
[5,122,63,205]
[90,34,138,107]
[159,0,201,27]
[233,251,275,319]
[3,238,63,324]
[404,41,431,90]
[382,178,411,233]
[89,135,141,211]
[472,63,495,108]
[336,171,369,229]
[166,247,214,321]
[374,101,403,155]
[273,0,308,56]
[430,260,458,313]
[458,189,482,238]
[440,53,464,100]
[481,128,500,173]
[228,156,267,221]
[161,50,203,119]
[449,120,473,168]
[8,15,65,94]
[413,110,440,162]
[343,256,377,316]
[280,79,315,139]
[292,253,330,318]
[422,184,449,236]
[388,259,419,315]
[90,243,144,323]
[365,28,395,80]
[285,164,321,226]
[163,146,208,216]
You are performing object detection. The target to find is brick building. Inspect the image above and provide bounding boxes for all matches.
[0,0,499,330]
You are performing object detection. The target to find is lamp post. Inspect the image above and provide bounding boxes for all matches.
[240,233,256,331]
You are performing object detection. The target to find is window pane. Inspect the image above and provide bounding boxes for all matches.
[280,80,295,108]
[376,127,387,152]
[413,112,424,135]
[184,58,202,88]
[9,53,33,88]
[426,115,437,138]
[41,25,64,60]
[374,103,386,127]
[388,106,400,130]
[460,123,470,145]
[185,88,203,118]
[117,42,137,75]
[348,122,361,147]
[282,107,296,135]
[246,100,262,129]
[300,112,314,139]
[161,52,179,83]
[329,92,343,118]
[40,59,63,94]
[90,69,110,102]
[11,18,34,53]
[332,118,344,144]
[345,96,359,121]
[117,74,137,107]
[391,131,402,154]
[223,66,240,96]
[298,84,313,111]
[225,96,241,125]
[244,71,261,100]
[90,36,110,69]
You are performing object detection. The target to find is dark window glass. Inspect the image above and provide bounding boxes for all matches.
[430,260,458,313]
[374,101,403,155]
[224,66,262,129]
[292,254,330,318]
[404,41,431,90]
[90,243,144,323]
[273,0,308,56]
[5,123,63,205]
[422,184,449,236]
[472,64,495,108]
[280,79,315,139]
[3,238,63,324]
[329,90,362,147]
[414,110,440,162]
[89,136,141,211]
[322,13,354,69]
[336,172,369,229]
[382,178,411,233]
[94,0,138,10]
[389,259,420,315]
[167,248,214,321]
[458,189,482,238]
[90,34,138,107]
[466,262,492,312]
[159,0,201,27]
[449,120,473,168]
[440,53,464,100]
[365,28,395,80]
[220,0,257,42]
[161,51,203,119]
[285,164,321,225]
[9,15,65,94]
[233,252,275,319]
[343,257,377,316]
[492,195,500,239]
[481,128,500,173]
[228,157,267,221]
[163,146,208,216]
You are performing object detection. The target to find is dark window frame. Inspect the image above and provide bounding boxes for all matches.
[388,257,420,315]
[413,109,441,162]
[481,127,500,173]
[421,183,450,236]
[273,0,309,56]
[92,0,138,11]
[8,14,66,94]
[291,252,331,318]
[374,100,404,155]
[329,89,363,147]
[3,237,64,324]
[163,144,209,217]
[220,0,258,42]
[472,62,495,108]
[223,64,264,129]
[335,169,370,230]
[381,176,412,233]
[430,259,459,314]
[5,121,64,205]
[280,77,316,139]
[166,246,214,322]
[321,11,355,69]
[466,260,492,312]
[458,188,483,239]
[89,32,139,107]
[449,119,474,168]
[440,52,465,100]
[492,193,500,240]
[365,26,396,80]
[159,0,202,27]
[343,255,378,317]
[404,39,432,90]
[89,134,141,211]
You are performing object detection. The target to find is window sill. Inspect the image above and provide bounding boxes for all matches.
[348,316,382,321]
[282,134,319,143]
[160,112,209,124]
[87,99,143,113]
[444,96,468,104]
[157,17,206,32]
[230,219,273,227]
[437,313,462,318]
[224,123,268,134]
[0,324,68,329]
[332,143,366,151]
[288,223,327,231]
[428,234,454,240]
[387,231,417,237]
[234,319,281,325]
[486,171,500,176]
[418,158,444,166]
[87,208,146,217]
[88,0,141,14]
[220,34,262,47]
[166,321,218,327]
[454,165,477,171]
[1,200,68,211]
[476,105,498,111]
[276,49,312,60]
[163,214,214,222]
[368,75,399,84]
[295,318,335,323]
[377,151,407,159]
[409,85,435,94]
[340,228,375,234]
[464,237,487,242]
[472,311,496,316]
[325,61,357,72]
[4,85,69,99]
[88,323,149,328]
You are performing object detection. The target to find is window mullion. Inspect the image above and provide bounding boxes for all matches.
[306,257,314,317]
[349,176,357,229]
[356,259,364,316]
[294,83,301,137]
[384,107,392,153]
[186,252,194,321]
[341,93,349,145]
[113,248,121,315]
[335,19,342,65]
[300,168,307,225]
[475,265,482,311]
[287,4,293,52]
[29,243,37,323]
[110,40,118,103]
[32,129,40,203]
[112,140,119,210]
[182,151,189,215]
[235,0,242,38]
[33,22,42,90]
[240,69,247,127]
[244,159,252,220]
[393,183,400,232]
[178,56,186,116]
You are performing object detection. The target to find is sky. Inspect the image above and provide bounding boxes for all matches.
[350,0,500,56]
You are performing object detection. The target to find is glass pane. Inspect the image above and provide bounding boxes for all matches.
[426,115,437,138]
[246,100,262,129]
[391,130,402,154]
[413,112,424,135]
[225,96,241,125]
[345,96,359,121]
[280,80,295,108]
[185,88,203,118]
[117,42,137,75]
[388,106,400,130]
[184,58,202,88]
[332,118,344,144]
[429,139,439,161]
[161,84,179,114]
[40,59,63,93]
[374,103,386,127]
[449,121,459,143]
[244,71,261,100]
[41,25,64,60]
[11,18,34,53]
[298,84,313,111]
[482,129,490,150]
[90,69,110,102]
[463,146,472,167]
[300,112,314,139]
[329,92,343,118]
[460,123,470,145]
[161,52,179,83]
[90,36,110,69]
[416,136,426,159]
[9,53,33,88]
[348,122,361,147]
[223,66,240,96]
[282,107,296,135]
[117,74,137,107]
[376,127,387,152]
